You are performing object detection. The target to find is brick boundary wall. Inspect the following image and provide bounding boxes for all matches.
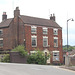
[10,52,27,63]
[70,57,75,65]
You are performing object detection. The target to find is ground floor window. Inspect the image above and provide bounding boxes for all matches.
[53,51,59,61]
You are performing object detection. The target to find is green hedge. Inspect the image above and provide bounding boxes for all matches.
[27,50,50,65]
[1,54,10,62]
[12,45,28,57]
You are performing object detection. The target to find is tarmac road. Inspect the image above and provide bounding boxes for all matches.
[0,63,75,75]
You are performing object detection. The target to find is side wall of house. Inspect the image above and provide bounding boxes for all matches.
[3,20,14,50]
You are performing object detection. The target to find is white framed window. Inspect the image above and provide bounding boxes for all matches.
[43,36,48,47]
[53,51,59,61]
[43,27,48,34]
[0,29,3,36]
[31,26,37,34]
[31,36,37,47]
[53,29,58,35]
[54,37,58,47]
[0,38,3,47]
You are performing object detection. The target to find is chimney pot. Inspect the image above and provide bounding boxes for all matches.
[50,13,55,21]
[14,7,20,17]
[3,12,6,15]
[16,7,19,10]
[2,12,7,21]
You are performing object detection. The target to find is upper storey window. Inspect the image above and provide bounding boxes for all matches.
[31,26,37,34]
[31,36,37,47]
[43,36,48,47]
[0,38,3,47]
[0,29,3,36]
[54,37,58,47]
[43,27,48,34]
[53,29,58,35]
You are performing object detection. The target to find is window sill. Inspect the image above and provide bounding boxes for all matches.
[54,34,58,35]
[54,46,58,48]
[31,32,37,34]
[32,46,37,47]
[43,34,48,35]
[43,45,50,47]
[53,60,60,61]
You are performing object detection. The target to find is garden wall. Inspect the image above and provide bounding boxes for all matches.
[70,56,75,65]
[10,52,27,63]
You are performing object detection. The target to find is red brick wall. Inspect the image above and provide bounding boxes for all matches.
[25,25,31,52]
[3,20,14,50]
[24,25,63,63]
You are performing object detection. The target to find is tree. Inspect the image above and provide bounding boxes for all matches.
[63,45,74,51]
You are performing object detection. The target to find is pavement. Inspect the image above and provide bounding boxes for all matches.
[0,63,75,75]
[60,66,75,71]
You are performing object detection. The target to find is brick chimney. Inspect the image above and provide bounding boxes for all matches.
[50,14,55,21]
[2,12,7,21]
[14,7,20,17]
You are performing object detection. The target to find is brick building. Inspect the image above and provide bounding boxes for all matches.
[0,7,63,64]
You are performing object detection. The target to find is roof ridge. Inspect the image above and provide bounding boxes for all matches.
[20,15,61,28]
[20,15,50,21]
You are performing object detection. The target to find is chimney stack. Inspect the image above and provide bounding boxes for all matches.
[50,13,55,21]
[2,12,7,21]
[14,7,20,17]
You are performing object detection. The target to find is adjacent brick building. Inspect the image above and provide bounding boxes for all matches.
[0,7,63,64]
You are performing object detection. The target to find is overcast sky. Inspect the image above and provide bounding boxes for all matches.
[0,0,75,46]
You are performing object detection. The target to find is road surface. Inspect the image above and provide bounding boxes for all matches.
[0,63,75,75]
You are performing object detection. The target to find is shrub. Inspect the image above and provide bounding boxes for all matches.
[1,54,10,62]
[12,45,28,57]
[27,49,50,65]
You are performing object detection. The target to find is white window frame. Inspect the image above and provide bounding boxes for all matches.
[53,51,59,61]
[31,36,37,47]
[54,37,58,47]
[53,29,58,35]
[31,26,37,34]
[43,36,48,47]
[43,27,48,34]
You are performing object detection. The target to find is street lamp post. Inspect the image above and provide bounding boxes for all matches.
[67,18,74,52]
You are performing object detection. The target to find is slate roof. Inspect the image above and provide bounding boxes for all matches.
[20,15,61,28]
[0,18,13,28]
[69,50,75,55]
[0,15,61,28]
[63,50,75,55]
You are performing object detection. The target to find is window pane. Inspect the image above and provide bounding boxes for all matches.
[32,37,36,47]
[54,29,58,35]
[0,40,3,47]
[43,28,47,34]
[54,39,58,47]
[43,38,48,47]
[31,28,36,33]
